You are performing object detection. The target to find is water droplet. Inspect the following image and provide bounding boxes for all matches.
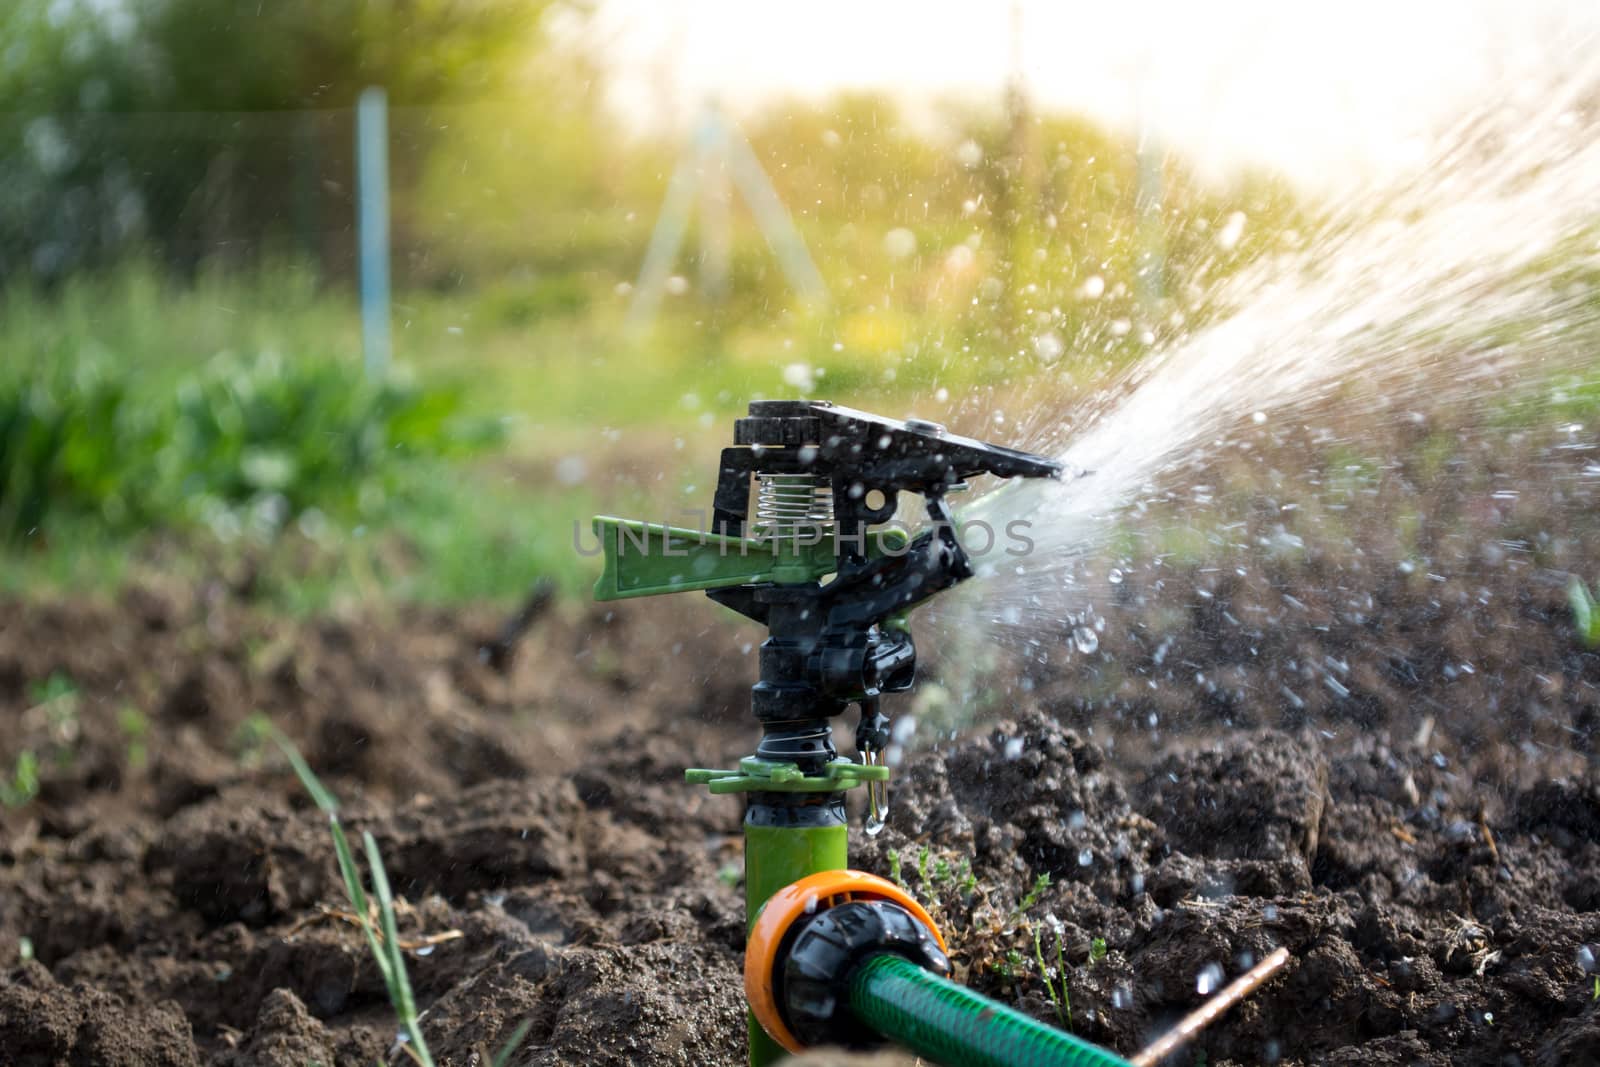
[415,945,435,957]
[1108,567,1124,584]
[1003,737,1025,760]
[1216,211,1247,250]
[1077,847,1093,867]
[1033,331,1065,364]
[1072,626,1099,654]
[884,227,917,259]
[1196,962,1225,995]
[783,362,815,392]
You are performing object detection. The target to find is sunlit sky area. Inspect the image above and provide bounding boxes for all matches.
[590,0,1600,190]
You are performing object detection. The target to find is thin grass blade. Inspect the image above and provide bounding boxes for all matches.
[363,830,431,1066]
[492,1019,534,1067]
[272,730,339,814]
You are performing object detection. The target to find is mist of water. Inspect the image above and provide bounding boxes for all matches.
[946,39,1600,642]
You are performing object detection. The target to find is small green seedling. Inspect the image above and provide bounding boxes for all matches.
[275,731,436,1067]
[275,730,530,1067]
[28,672,77,708]
[1593,975,1598,1002]
[956,858,977,896]
[233,712,275,767]
[118,707,149,769]
[993,947,1026,980]
[1032,923,1073,1031]
[1090,937,1109,964]
[18,937,32,962]
[1008,872,1052,924]
[0,751,39,808]
[1570,578,1600,648]
[27,673,80,768]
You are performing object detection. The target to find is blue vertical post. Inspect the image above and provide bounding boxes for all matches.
[356,87,391,379]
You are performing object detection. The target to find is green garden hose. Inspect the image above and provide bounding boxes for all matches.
[848,954,1136,1067]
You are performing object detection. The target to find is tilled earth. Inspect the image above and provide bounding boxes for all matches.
[3,416,1600,1066]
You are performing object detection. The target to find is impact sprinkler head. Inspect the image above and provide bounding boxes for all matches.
[593,400,1062,818]
[591,399,1061,1066]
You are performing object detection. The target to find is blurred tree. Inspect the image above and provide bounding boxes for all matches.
[0,0,564,280]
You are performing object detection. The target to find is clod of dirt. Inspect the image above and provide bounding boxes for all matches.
[219,987,365,1067]
[1140,731,1328,865]
[0,960,200,1067]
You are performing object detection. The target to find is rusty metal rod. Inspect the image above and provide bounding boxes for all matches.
[1129,946,1292,1067]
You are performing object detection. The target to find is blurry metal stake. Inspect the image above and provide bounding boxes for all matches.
[700,119,732,303]
[478,579,556,674]
[721,122,826,303]
[1130,946,1291,1067]
[356,86,391,379]
[627,102,826,333]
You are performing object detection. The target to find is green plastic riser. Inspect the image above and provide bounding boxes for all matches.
[745,820,848,1067]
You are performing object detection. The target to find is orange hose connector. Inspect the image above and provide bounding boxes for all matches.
[744,869,947,1053]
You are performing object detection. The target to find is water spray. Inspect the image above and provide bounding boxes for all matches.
[592,399,1289,1066]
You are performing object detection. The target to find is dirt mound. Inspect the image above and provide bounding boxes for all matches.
[1,555,1598,1065]
[857,712,1600,1067]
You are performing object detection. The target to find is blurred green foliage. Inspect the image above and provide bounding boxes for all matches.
[0,336,502,543]
[1,0,560,278]
[0,0,1317,608]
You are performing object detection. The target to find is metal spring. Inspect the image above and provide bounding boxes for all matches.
[755,472,833,535]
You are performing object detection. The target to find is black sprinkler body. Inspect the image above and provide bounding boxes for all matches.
[703,400,1063,773]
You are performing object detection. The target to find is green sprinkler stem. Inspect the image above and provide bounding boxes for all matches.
[849,954,1135,1067]
[742,794,848,1065]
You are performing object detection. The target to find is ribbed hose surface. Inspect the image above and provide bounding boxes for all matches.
[848,954,1135,1067]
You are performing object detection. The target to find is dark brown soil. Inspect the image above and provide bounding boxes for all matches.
[2,414,1599,1067]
